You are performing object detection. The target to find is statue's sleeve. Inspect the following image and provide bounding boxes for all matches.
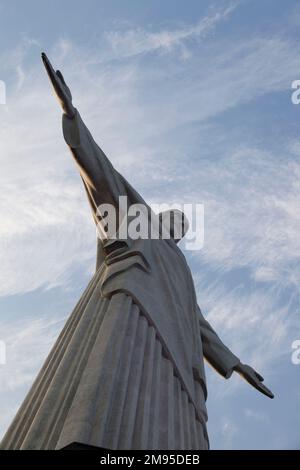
[198,305,240,378]
[62,109,149,226]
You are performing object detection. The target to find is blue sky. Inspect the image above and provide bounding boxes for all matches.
[0,0,300,449]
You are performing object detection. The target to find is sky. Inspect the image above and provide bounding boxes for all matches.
[0,0,300,450]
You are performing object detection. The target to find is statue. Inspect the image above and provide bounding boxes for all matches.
[0,53,273,451]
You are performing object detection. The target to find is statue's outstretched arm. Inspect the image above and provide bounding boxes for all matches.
[198,306,274,399]
[41,52,149,220]
[198,305,240,378]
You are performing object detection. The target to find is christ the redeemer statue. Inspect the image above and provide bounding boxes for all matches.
[1,53,273,451]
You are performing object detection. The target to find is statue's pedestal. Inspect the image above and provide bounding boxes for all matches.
[60,442,103,450]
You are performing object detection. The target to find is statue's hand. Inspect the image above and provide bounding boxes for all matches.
[234,362,274,399]
[41,52,75,118]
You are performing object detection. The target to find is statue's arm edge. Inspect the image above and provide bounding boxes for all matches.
[198,305,240,379]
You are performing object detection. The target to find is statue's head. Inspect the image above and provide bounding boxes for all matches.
[158,209,189,243]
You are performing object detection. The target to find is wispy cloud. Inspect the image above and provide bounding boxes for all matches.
[105,3,239,59]
[189,145,300,290]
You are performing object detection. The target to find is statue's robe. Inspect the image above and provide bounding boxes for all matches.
[1,111,239,451]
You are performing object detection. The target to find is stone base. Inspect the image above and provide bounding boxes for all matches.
[60,442,105,450]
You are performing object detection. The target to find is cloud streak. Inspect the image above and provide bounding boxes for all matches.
[104,3,239,59]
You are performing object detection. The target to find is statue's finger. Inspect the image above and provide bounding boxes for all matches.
[42,53,65,98]
[256,382,274,399]
[255,371,264,382]
[41,52,56,79]
[56,70,72,101]
[56,70,67,86]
